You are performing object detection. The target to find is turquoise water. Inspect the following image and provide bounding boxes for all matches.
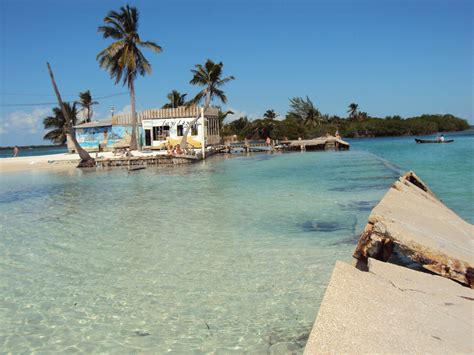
[0,133,472,353]
[0,146,67,158]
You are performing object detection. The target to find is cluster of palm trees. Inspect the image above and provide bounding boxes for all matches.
[45,4,234,163]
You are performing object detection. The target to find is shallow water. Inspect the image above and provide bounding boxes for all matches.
[0,133,472,353]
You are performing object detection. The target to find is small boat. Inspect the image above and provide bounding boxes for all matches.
[415,138,454,144]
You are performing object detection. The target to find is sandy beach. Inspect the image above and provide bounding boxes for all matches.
[0,151,168,173]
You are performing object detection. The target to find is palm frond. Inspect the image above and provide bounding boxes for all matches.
[138,41,162,53]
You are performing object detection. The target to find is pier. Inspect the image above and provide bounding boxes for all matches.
[279,137,350,151]
[224,136,350,153]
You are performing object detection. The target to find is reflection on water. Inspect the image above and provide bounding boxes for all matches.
[0,133,472,353]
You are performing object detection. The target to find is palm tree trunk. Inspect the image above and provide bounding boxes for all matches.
[180,91,210,149]
[46,62,95,167]
[129,80,138,150]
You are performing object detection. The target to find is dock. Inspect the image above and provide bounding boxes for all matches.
[223,136,350,153]
[305,171,474,354]
[279,137,350,151]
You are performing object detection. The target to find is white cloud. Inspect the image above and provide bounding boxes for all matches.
[115,104,131,116]
[0,107,51,134]
[0,106,53,146]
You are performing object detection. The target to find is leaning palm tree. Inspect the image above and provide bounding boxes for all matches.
[43,103,78,145]
[76,90,98,124]
[263,109,278,120]
[97,4,162,150]
[347,103,359,120]
[47,62,95,167]
[162,90,187,109]
[180,59,234,148]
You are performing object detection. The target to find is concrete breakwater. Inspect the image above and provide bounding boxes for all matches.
[305,172,474,354]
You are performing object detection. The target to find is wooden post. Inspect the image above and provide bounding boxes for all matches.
[200,107,206,159]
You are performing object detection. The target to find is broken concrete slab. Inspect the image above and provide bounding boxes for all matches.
[304,259,474,355]
[353,171,474,287]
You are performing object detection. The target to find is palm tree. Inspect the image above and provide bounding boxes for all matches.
[162,90,187,109]
[289,96,321,129]
[217,109,234,132]
[43,103,78,145]
[263,109,278,120]
[97,5,162,150]
[47,62,94,167]
[347,103,359,120]
[180,59,234,148]
[76,90,98,124]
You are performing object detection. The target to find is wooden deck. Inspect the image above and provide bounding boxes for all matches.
[223,136,350,153]
[279,137,350,151]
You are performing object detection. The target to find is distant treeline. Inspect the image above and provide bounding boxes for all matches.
[222,113,470,140]
[0,144,66,150]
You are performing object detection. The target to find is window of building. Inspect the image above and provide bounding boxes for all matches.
[191,124,198,136]
[153,125,170,140]
[177,125,184,137]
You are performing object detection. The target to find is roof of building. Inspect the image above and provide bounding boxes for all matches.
[112,106,219,125]
[74,120,112,129]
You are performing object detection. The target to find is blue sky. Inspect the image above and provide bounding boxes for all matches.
[0,0,472,146]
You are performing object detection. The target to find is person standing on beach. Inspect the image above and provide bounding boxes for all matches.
[12,146,19,157]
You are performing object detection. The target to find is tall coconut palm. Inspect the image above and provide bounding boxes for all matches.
[181,59,234,148]
[97,4,162,150]
[263,109,278,120]
[162,90,187,109]
[76,90,98,124]
[43,103,78,145]
[347,103,359,120]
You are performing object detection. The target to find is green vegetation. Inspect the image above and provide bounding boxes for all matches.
[222,97,469,140]
[162,90,188,109]
[42,90,99,142]
[97,4,162,150]
[43,102,78,145]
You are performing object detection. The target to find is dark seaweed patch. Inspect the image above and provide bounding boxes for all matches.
[329,183,391,192]
[302,221,347,232]
[329,234,361,246]
[340,200,378,212]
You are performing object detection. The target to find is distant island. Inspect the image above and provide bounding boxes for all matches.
[222,109,470,140]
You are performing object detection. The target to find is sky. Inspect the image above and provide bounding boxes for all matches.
[0,0,472,146]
